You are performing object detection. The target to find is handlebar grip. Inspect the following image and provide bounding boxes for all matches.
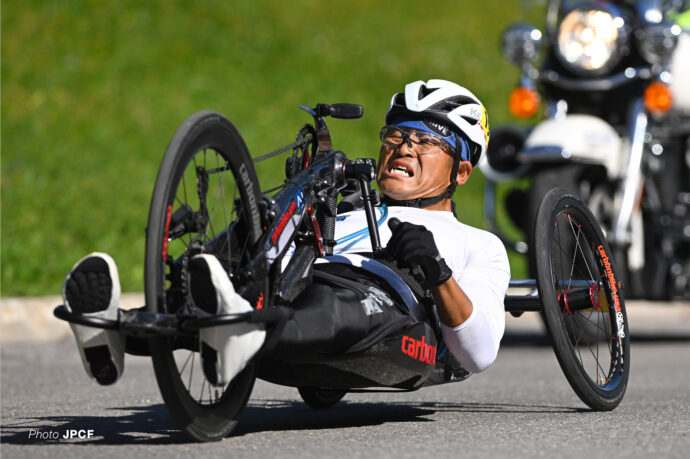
[343,158,376,181]
[411,265,427,285]
[330,103,364,119]
[388,217,426,284]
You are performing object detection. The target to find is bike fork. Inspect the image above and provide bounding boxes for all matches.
[613,98,647,265]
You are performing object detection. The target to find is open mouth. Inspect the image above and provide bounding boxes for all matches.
[387,164,413,178]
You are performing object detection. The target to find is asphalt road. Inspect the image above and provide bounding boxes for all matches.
[2,334,689,459]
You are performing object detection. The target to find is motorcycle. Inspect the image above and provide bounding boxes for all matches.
[481,0,690,300]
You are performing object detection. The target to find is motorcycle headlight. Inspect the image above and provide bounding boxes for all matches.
[556,4,629,76]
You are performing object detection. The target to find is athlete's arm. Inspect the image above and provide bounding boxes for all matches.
[386,217,509,373]
[438,236,510,373]
[431,278,473,327]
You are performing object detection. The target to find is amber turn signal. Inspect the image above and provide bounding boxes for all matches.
[644,81,673,113]
[509,86,540,118]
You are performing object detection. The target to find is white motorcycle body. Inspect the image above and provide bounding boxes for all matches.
[518,113,646,271]
[670,31,690,114]
[520,114,625,179]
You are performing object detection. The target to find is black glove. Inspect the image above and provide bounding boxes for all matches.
[386,217,453,289]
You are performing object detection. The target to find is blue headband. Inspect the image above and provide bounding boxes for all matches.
[391,116,469,161]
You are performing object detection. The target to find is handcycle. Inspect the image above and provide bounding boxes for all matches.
[55,103,630,442]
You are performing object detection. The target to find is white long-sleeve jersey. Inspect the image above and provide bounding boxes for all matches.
[321,204,510,373]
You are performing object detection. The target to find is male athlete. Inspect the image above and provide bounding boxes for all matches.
[62,79,510,387]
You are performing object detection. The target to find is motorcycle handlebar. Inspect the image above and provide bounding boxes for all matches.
[538,66,652,92]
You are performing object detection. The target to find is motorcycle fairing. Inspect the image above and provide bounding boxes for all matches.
[520,114,623,178]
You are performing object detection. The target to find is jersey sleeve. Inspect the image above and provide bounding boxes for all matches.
[440,232,510,373]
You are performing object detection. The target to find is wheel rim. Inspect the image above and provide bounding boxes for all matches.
[549,206,626,392]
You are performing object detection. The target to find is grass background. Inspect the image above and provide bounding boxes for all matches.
[2,0,543,297]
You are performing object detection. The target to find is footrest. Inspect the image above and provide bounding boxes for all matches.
[55,304,294,336]
[54,305,119,330]
[119,309,184,337]
[181,306,293,332]
[53,305,185,337]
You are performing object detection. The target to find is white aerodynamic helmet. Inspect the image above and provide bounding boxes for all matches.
[385,79,490,167]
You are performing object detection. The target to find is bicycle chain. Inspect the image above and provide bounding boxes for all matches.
[252,126,315,163]
[175,166,211,313]
[173,126,316,312]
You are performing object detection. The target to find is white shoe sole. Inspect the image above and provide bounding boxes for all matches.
[63,252,125,385]
[190,254,266,386]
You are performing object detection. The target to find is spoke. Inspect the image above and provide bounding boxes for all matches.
[206,153,227,243]
[207,377,214,403]
[574,311,610,336]
[565,216,580,289]
[188,350,195,389]
[554,214,567,291]
[566,214,597,282]
[232,181,238,219]
[178,350,194,375]
[208,153,222,237]
[568,314,587,364]
[221,173,231,263]
[584,333,610,384]
[553,242,594,283]
[595,311,601,377]
[563,313,578,345]
[200,375,207,403]
[236,208,251,264]
[182,171,189,209]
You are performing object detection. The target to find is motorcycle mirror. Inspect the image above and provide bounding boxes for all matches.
[637,22,681,66]
[479,125,530,182]
[502,23,543,67]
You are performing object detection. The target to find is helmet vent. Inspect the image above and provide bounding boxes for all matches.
[419,85,439,99]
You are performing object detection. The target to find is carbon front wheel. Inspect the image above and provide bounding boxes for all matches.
[145,111,264,441]
[534,188,630,411]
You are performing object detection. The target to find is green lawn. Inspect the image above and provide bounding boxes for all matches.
[2,0,540,296]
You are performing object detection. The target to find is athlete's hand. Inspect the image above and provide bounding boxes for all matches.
[386,217,453,289]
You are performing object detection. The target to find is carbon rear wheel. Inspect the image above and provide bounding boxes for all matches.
[145,111,264,441]
[298,386,347,409]
[534,188,630,411]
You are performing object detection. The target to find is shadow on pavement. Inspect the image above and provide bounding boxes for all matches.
[502,331,690,347]
[0,404,187,445]
[0,399,584,445]
[233,398,584,436]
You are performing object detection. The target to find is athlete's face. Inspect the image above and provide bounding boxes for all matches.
[377,128,468,203]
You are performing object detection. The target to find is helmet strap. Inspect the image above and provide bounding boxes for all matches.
[382,192,451,209]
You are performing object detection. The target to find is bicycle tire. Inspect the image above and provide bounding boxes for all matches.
[534,188,630,411]
[528,167,613,344]
[297,386,347,409]
[145,111,264,441]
